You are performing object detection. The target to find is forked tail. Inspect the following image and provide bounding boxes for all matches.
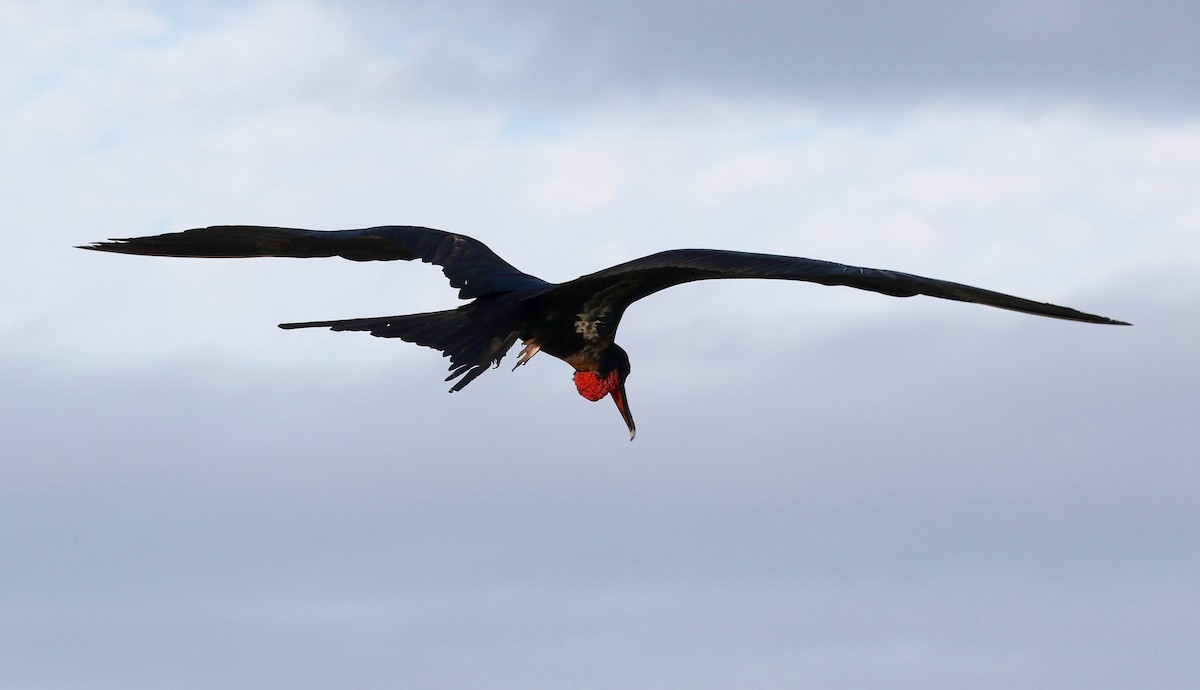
[280,307,520,391]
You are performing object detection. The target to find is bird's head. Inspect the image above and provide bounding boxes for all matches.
[572,345,635,440]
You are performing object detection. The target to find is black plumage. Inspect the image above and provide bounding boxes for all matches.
[81,225,1128,438]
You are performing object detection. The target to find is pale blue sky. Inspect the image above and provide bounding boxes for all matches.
[2,1,1197,688]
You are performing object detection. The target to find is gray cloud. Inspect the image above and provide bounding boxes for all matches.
[3,2,1196,687]
[3,278,1194,688]
[361,0,1200,112]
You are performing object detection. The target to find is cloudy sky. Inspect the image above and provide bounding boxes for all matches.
[3,1,1198,687]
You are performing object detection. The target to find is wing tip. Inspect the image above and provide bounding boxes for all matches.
[278,321,330,330]
[76,239,130,252]
[1078,313,1132,326]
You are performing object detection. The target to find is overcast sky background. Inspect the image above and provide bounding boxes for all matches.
[2,1,1198,688]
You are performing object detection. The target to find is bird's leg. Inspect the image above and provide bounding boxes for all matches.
[512,337,541,370]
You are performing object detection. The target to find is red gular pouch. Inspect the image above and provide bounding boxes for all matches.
[573,369,636,440]
[573,370,619,401]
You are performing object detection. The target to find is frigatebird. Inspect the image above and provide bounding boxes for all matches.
[81,225,1128,439]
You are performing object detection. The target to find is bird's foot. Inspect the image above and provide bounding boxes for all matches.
[512,338,541,370]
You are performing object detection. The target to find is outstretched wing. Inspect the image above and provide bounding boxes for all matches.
[569,249,1129,325]
[79,225,547,299]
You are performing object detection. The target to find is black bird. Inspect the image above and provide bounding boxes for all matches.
[81,225,1128,439]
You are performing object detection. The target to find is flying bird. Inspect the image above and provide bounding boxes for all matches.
[81,225,1128,439]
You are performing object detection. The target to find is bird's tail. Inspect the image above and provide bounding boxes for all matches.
[280,307,520,391]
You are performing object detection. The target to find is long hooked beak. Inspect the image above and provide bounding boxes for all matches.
[611,377,636,441]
